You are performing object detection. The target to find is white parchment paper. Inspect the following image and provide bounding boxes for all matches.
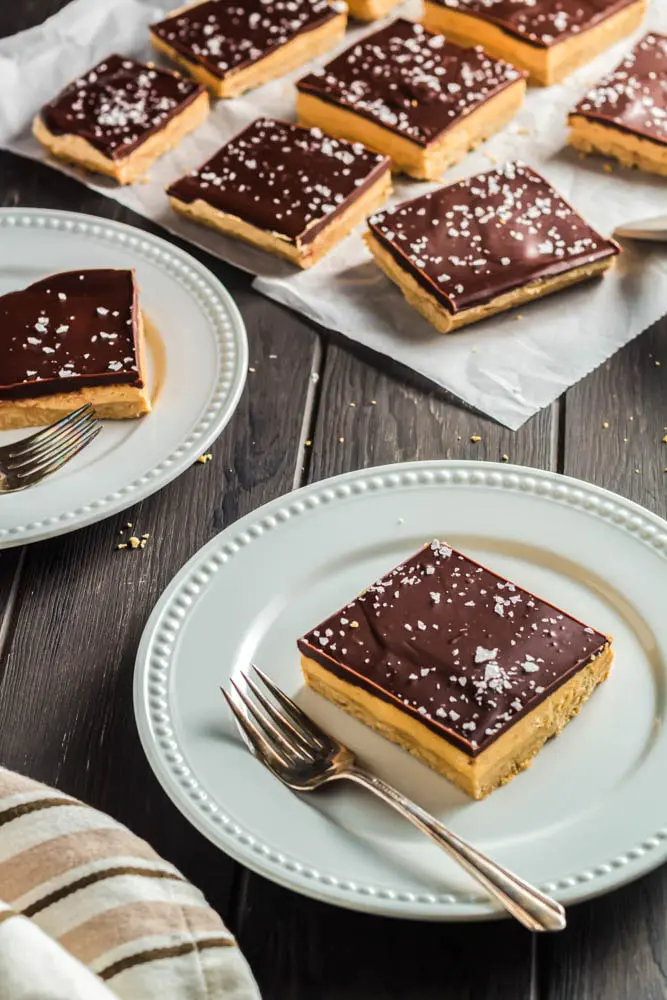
[0,0,666,428]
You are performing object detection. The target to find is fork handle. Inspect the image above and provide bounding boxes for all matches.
[343,767,565,932]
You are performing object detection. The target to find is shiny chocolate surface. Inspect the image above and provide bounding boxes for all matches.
[0,269,142,400]
[298,541,609,756]
[571,32,667,144]
[151,0,342,81]
[367,161,619,313]
[168,117,389,244]
[40,54,204,160]
[297,18,524,147]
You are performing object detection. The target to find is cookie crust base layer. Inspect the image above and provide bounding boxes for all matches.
[302,647,613,799]
[364,230,616,332]
[32,92,209,185]
[421,0,646,85]
[296,79,526,180]
[568,115,667,176]
[151,9,347,98]
[0,313,152,429]
[169,169,392,267]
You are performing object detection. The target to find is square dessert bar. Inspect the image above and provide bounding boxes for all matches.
[569,32,667,177]
[298,541,613,799]
[364,161,620,333]
[422,0,647,85]
[33,55,208,185]
[167,117,392,268]
[150,0,347,98]
[0,270,151,429]
[296,19,526,180]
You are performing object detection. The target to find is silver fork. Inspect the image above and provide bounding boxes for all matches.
[0,404,101,493]
[223,665,567,932]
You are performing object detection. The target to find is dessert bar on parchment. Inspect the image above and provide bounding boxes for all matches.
[298,541,613,799]
[167,117,392,268]
[364,162,620,333]
[422,0,647,85]
[150,0,347,98]
[0,270,151,429]
[33,55,208,185]
[569,32,667,177]
[296,19,526,180]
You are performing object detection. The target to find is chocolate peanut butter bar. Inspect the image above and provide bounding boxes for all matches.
[298,541,613,799]
[33,55,209,185]
[569,32,667,177]
[422,0,647,84]
[167,117,392,268]
[0,270,151,429]
[364,161,620,333]
[297,19,526,180]
[150,0,347,98]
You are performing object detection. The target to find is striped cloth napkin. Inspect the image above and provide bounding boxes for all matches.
[0,768,260,1000]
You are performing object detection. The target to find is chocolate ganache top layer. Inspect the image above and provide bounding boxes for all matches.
[40,54,204,161]
[151,0,343,82]
[0,269,142,400]
[367,162,620,313]
[167,117,389,245]
[571,32,667,144]
[298,541,609,756]
[428,0,637,48]
[297,19,525,147]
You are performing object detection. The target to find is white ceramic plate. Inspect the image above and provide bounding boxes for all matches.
[0,209,247,547]
[134,461,667,920]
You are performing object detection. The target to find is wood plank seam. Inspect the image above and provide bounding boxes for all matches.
[555,396,567,475]
[292,337,326,491]
[0,550,26,685]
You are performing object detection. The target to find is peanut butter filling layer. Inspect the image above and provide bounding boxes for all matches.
[303,646,613,798]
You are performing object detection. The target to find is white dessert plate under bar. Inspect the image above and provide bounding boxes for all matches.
[134,460,667,920]
[0,209,247,547]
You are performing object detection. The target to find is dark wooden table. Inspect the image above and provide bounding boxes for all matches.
[1,5,666,997]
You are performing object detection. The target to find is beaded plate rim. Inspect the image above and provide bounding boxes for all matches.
[0,208,248,547]
[135,460,667,918]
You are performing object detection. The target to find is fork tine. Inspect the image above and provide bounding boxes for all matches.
[251,664,329,747]
[16,423,101,487]
[242,672,317,756]
[221,687,290,768]
[231,677,300,760]
[7,412,97,471]
[6,405,94,459]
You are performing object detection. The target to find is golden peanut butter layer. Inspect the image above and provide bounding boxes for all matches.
[302,647,613,798]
